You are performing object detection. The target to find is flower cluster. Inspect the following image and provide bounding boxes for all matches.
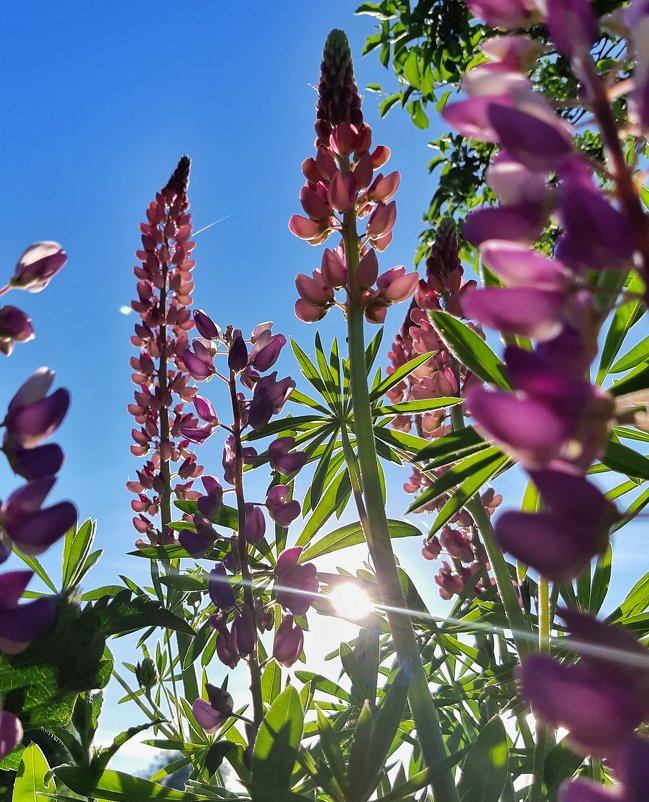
[127,156,205,545]
[451,0,649,795]
[290,29,419,324]
[387,220,501,599]
[178,310,311,682]
[443,0,631,582]
[0,243,73,759]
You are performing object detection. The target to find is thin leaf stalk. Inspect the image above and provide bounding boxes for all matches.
[529,577,551,802]
[342,212,459,802]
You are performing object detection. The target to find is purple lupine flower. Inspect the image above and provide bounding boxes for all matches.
[273,614,304,667]
[0,306,34,356]
[196,476,223,519]
[546,0,599,60]
[495,469,618,582]
[248,373,296,430]
[5,443,64,481]
[178,516,216,558]
[243,504,266,544]
[0,570,57,653]
[464,0,540,29]
[249,327,286,372]
[231,606,255,657]
[192,682,233,734]
[268,437,307,476]
[182,341,216,380]
[0,710,22,760]
[266,486,300,527]
[520,610,649,757]
[275,546,318,616]
[561,736,649,801]
[193,310,220,340]
[10,242,67,293]
[228,332,248,373]
[4,369,70,450]
[208,564,235,610]
[1,479,76,559]
[216,626,239,669]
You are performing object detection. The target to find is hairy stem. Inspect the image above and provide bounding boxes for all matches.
[342,220,459,801]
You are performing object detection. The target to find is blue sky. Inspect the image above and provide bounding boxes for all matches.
[2,0,647,772]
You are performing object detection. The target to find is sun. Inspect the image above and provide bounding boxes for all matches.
[328,583,374,621]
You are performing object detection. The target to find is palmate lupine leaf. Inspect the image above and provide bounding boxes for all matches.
[369,350,437,401]
[300,519,422,562]
[296,469,352,547]
[602,439,649,481]
[609,335,649,373]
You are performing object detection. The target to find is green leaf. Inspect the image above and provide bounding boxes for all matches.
[416,426,487,465]
[408,447,505,513]
[92,720,164,775]
[61,519,96,589]
[597,272,645,383]
[93,589,195,636]
[372,397,462,416]
[457,716,509,802]
[251,685,304,794]
[430,311,510,389]
[316,708,347,788]
[370,351,438,401]
[12,743,54,802]
[55,766,206,801]
[609,362,649,396]
[602,440,649,481]
[589,545,612,615]
[301,519,421,562]
[261,659,282,705]
[428,454,510,535]
[296,469,351,547]
[609,336,649,373]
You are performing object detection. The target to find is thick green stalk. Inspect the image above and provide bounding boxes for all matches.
[345,301,458,798]
[448,404,530,658]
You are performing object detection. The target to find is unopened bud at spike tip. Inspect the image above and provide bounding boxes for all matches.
[164,155,191,196]
[316,29,363,145]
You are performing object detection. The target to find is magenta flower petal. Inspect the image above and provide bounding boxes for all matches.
[8,501,76,557]
[461,287,565,341]
[546,0,599,59]
[181,347,215,380]
[479,241,566,289]
[0,571,33,607]
[560,780,616,801]
[208,564,235,609]
[8,369,54,414]
[250,333,286,372]
[276,563,319,616]
[0,711,22,759]
[465,0,538,29]
[228,333,248,373]
[192,698,222,734]
[243,503,266,544]
[273,614,304,667]
[193,310,220,340]
[0,597,57,653]
[488,104,574,172]
[11,242,67,293]
[6,388,70,449]
[7,443,64,481]
[442,95,511,142]
[463,203,547,246]
[276,546,302,577]
[519,655,646,756]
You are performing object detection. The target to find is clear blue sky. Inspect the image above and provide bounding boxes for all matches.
[2,0,646,769]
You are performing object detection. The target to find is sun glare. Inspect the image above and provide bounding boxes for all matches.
[329,583,373,621]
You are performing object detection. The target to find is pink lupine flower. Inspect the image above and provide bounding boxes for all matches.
[435,561,465,600]
[266,486,300,527]
[354,249,379,290]
[462,285,566,341]
[486,153,549,206]
[561,737,649,801]
[441,94,513,142]
[295,298,328,323]
[481,35,543,71]
[273,614,304,667]
[376,267,420,303]
[328,171,356,212]
[367,171,400,203]
[0,570,56,653]
[295,270,334,306]
[440,526,474,563]
[321,247,347,288]
[288,215,331,244]
[421,536,441,561]
[464,0,541,29]
[10,242,67,293]
[0,711,22,760]
[463,202,548,246]
[366,201,397,241]
[0,307,34,356]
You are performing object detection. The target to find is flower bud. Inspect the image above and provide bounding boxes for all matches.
[11,242,67,293]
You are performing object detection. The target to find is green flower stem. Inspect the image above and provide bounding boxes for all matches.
[229,369,264,732]
[342,208,458,800]
[529,578,551,802]
[448,404,530,658]
[113,670,175,739]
